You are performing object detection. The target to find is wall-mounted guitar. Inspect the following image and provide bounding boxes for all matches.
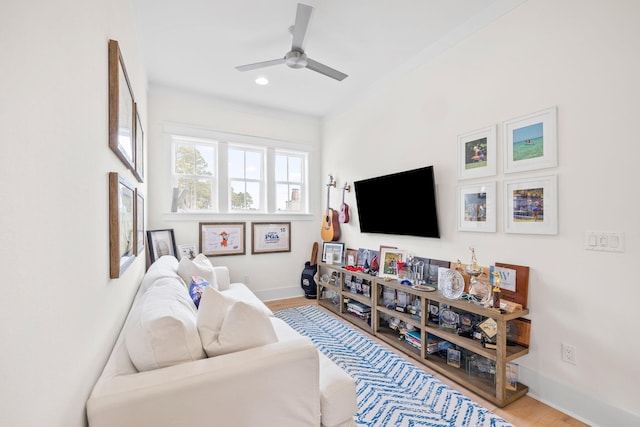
[321,174,341,241]
[339,182,350,224]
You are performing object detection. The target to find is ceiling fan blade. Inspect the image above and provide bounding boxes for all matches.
[291,3,314,52]
[235,58,285,72]
[305,58,348,81]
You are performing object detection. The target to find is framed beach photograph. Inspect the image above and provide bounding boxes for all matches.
[504,175,558,235]
[503,106,557,173]
[322,242,345,265]
[457,181,497,233]
[108,39,135,171]
[457,125,497,179]
[134,189,145,255]
[199,222,245,256]
[251,222,291,254]
[147,229,177,263]
[378,248,408,279]
[109,172,136,278]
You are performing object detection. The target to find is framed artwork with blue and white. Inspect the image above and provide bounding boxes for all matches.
[503,106,557,173]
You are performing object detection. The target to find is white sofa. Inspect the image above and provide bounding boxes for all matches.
[87,256,357,427]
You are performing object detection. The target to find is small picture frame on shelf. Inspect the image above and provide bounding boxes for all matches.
[345,248,358,267]
[178,243,197,260]
[322,242,345,264]
[447,348,461,368]
[378,247,408,279]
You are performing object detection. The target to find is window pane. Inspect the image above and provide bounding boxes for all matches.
[231,180,260,210]
[245,151,262,180]
[288,156,302,182]
[276,183,301,211]
[195,179,213,209]
[275,155,287,181]
[175,144,195,174]
[228,149,244,179]
[195,145,214,176]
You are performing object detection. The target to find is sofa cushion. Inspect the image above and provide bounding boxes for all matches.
[197,286,277,357]
[177,254,217,289]
[223,283,273,318]
[139,255,182,294]
[125,277,206,372]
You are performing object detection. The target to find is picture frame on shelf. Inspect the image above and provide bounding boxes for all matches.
[503,106,557,173]
[146,229,177,263]
[109,172,136,278]
[378,247,408,279]
[132,103,144,182]
[178,244,197,260]
[345,248,359,267]
[199,222,245,256]
[108,39,135,171]
[457,181,497,233]
[134,189,145,255]
[504,175,558,235]
[457,125,497,179]
[322,242,345,265]
[251,222,291,254]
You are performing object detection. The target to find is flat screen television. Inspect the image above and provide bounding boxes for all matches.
[353,166,440,238]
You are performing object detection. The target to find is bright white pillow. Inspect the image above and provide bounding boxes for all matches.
[139,255,181,294]
[125,277,206,372]
[197,286,277,357]
[177,254,217,289]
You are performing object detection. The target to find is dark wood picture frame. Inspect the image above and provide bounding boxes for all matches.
[251,222,291,254]
[134,189,145,255]
[494,262,530,309]
[146,229,178,263]
[109,172,136,278]
[132,103,144,182]
[108,39,135,171]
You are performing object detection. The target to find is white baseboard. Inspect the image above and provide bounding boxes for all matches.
[254,285,306,302]
[520,365,639,427]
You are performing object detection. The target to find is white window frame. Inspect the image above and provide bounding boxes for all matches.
[164,123,314,219]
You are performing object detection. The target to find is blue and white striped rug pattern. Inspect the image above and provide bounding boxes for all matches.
[274,305,513,427]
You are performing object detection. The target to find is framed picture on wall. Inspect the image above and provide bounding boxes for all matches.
[108,39,135,171]
[132,104,144,182]
[503,106,557,173]
[134,189,145,255]
[147,229,178,263]
[199,222,246,256]
[109,172,136,278]
[457,125,497,179]
[251,222,291,254]
[504,175,558,235]
[457,181,497,233]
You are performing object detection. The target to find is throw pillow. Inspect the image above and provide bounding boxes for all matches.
[125,277,206,372]
[189,276,211,308]
[197,286,278,357]
[139,255,181,295]
[177,254,217,289]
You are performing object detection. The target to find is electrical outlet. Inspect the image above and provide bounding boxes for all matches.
[561,343,576,364]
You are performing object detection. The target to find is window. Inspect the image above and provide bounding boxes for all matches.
[169,128,310,215]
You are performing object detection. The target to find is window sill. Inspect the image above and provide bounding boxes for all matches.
[162,212,314,222]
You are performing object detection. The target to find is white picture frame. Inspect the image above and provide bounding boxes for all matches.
[457,181,497,233]
[457,125,497,179]
[378,247,408,279]
[178,243,197,260]
[503,106,558,173]
[504,175,558,235]
[322,242,345,264]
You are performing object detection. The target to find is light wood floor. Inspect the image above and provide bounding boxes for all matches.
[265,297,590,427]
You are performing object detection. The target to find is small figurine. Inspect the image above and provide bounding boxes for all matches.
[492,271,501,309]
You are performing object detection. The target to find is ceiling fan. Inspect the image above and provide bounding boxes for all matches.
[235,3,348,81]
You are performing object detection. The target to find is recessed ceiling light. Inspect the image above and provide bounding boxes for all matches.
[255,77,269,86]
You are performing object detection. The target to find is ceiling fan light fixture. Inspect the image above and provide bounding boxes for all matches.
[255,76,269,85]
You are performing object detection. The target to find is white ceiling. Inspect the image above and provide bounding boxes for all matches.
[133,0,524,118]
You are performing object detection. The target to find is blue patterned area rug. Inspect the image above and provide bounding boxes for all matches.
[274,305,513,427]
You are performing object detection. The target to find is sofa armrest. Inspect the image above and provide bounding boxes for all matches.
[87,337,321,427]
[213,265,231,290]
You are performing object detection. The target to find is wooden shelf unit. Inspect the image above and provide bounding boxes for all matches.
[316,262,530,408]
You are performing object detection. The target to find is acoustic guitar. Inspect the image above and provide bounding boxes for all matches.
[339,182,350,224]
[321,175,341,241]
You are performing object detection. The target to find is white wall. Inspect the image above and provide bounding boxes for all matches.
[146,86,322,300]
[322,0,639,425]
[0,0,147,425]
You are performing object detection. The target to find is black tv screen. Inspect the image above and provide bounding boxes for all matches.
[353,166,440,238]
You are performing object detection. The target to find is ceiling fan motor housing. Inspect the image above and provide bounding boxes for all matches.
[285,50,308,69]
